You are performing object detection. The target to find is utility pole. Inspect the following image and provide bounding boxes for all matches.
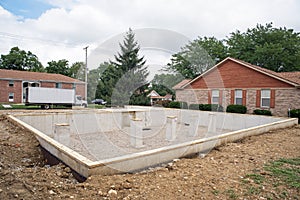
[83,46,89,101]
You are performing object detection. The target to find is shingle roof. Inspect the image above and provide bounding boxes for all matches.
[0,69,84,83]
[175,57,300,89]
[172,79,192,90]
[278,72,300,85]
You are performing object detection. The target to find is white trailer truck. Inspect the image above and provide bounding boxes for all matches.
[25,87,87,109]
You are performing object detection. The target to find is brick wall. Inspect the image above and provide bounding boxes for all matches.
[75,84,86,99]
[175,89,207,104]
[175,88,300,117]
[191,60,293,89]
[40,82,55,88]
[272,88,300,116]
[62,83,73,89]
[0,80,22,103]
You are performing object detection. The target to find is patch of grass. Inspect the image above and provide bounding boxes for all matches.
[241,178,250,184]
[264,158,300,189]
[211,189,220,195]
[246,186,262,195]
[241,158,299,198]
[87,104,105,109]
[225,189,238,199]
[245,173,265,184]
[0,104,89,110]
[0,104,40,110]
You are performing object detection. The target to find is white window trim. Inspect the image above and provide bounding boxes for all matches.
[211,90,219,104]
[234,89,243,105]
[261,89,271,108]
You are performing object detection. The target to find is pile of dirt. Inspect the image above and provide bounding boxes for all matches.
[0,113,299,199]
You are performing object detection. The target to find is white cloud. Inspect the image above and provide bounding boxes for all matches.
[0,0,299,66]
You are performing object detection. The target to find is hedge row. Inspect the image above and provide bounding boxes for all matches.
[188,103,223,112]
[155,101,281,117]
[253,109,272,116]
[168,101,188,109]
[226,104,247,114]
[290,109,300,124]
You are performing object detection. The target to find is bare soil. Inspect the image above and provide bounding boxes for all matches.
[0,112,299,199]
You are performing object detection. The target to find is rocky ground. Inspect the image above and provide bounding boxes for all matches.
[0,112,299,199]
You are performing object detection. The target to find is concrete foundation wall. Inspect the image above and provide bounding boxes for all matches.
[10,107,297,179]
[15,108,283,138]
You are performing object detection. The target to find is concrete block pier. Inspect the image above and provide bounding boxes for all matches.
[166,116,177,141]
[130,118,144,148]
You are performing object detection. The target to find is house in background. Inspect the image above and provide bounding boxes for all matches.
[0,69,85,104]
[174,57,300,116]
[147,90,173,105]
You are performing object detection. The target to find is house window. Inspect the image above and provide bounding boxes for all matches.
[211,90,219,104]
[9,80,14,87]
[8,93,14,102]
[235,90,243,105]
[72,83,76,89]
[56,82,62,88]
[261,89,270,107]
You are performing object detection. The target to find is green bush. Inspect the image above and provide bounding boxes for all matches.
[201,104,212,111]
[290,109,300,124]
[199,104,223,112]
[189,104,200,110]
[226,104,247,114]
[168,101,181,108]
[168,101,188,109]
[253,109,272,116]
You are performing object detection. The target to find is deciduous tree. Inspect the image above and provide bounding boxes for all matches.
[165,37,227,78]
[227,23,300,72]
[0,46,44,72]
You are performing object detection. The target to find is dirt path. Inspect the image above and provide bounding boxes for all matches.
[0,113,299,199]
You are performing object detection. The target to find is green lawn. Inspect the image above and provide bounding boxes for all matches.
[0,104,39,110]
[0,103,105,110]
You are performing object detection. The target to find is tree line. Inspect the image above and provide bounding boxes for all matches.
[1,23,299,105]
[0,47,85,80]
[165,23,300,79]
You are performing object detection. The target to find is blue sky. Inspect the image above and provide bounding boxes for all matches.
[0,0,54,19]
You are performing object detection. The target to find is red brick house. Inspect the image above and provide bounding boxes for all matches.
[0,69,86,103]
[174,57,300,116]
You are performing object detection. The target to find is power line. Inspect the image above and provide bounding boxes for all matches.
[0,31,83,48]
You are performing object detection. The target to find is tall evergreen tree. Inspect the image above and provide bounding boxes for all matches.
[96,28,149,106]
